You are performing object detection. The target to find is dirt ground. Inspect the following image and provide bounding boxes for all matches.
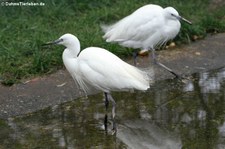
[0,33,225,119]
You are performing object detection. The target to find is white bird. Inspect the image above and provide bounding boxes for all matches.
[102,4,192,77]
[44,33,150,131]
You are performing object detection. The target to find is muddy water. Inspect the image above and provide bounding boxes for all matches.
[0,67,225,149]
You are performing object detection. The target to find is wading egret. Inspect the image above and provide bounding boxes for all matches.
[44,33,150,131]
[102,4,192,77]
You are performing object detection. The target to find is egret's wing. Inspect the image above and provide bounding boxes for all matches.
[77,47,150,93]
[102,4,164,48]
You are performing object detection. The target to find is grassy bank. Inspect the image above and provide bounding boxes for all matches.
[0,0,225,85]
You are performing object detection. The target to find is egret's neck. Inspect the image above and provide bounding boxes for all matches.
[65,39,81,58]
[62,48,78,75]
[62,39,80,73]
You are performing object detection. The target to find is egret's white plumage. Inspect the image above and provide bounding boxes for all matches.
[58,34,150,94]
[102,4,192,77]
[102,4,191,50]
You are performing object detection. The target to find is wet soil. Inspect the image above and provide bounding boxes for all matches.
[0,33,225,119]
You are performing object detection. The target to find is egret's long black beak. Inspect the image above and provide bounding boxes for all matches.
[42,38,63,46]
[180,16,192,25]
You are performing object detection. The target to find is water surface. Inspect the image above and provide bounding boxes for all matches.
[1,67,225,149]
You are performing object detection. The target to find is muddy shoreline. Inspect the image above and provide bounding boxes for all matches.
[0,33,225,119]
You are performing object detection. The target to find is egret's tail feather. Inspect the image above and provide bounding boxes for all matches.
[101,24,111,33]
[123,64,151,91]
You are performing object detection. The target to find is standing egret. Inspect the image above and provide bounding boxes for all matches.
[44,33,150,132]
[102,4,192,77]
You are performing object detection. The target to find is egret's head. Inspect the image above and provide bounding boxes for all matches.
[164,7,192,25]
[43,33,80,48]
[53,33,79,47]
[164,7,179,19]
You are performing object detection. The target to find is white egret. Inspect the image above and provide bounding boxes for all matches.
[102,4,192,77]
[44,33,150,131]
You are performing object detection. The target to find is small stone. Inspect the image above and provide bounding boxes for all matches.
[195,52,201,55]
[138,49,149,56]
[192,35,198,41]
[169,42,176,47]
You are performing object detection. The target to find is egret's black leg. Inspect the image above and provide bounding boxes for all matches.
[104,92,109,110]
[133,51,139,66]
[104,92,109,132]
[155,62,179,78]
[104,114,108,133]
[150,48,179,78]
[107,93,117,133]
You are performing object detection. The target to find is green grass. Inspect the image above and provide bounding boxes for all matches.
[0,0,225,85]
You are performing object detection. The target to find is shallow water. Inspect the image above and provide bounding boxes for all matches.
[1,67,225,149]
